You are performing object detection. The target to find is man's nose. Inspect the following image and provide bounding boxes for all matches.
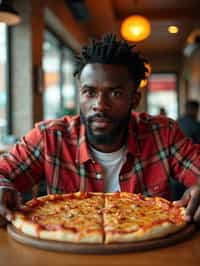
[92,93,110,112]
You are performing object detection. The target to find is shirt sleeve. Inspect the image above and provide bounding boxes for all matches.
[169,120,200,187]
[0,125,44,193]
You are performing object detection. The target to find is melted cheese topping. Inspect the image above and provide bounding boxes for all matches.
[22,193,104,233]
[104,193,185,233]
[13,192,186,243]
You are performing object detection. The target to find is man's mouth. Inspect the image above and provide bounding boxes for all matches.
[91,118,112,128]
[87,113,113,129]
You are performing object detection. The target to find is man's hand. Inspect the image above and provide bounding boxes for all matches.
[173,184,200,224]
[0,187,22,223]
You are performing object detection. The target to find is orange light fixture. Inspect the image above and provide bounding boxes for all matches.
[121,15,151,42]
[0,0,21,25]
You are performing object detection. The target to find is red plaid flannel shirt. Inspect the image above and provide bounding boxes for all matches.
[0,112,199,200]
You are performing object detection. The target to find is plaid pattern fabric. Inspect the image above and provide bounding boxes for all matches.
[0,112,199,200]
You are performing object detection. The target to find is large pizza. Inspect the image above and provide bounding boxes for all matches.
[11,192,187,244]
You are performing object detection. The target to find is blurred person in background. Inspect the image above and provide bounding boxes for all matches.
[178,100,200,144]
[159,107,167,116]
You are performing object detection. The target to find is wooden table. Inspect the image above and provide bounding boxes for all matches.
[0,228,200,266]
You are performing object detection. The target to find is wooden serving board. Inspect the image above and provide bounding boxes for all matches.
[7,224,195,254]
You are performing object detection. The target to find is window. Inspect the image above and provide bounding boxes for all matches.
[147,73,178,119]
[0,24,8,138]
[61,49,77,115]
[42,31,77,120]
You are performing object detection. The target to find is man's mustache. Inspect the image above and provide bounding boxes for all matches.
[87,113,113,123]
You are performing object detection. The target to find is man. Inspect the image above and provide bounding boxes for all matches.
[159,107,167,116]
[0,34,200,224]
[178,100,200,144]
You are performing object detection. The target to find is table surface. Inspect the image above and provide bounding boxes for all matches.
[0,227,200,266]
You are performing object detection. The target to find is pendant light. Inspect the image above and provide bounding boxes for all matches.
[0,0,21,25]
[121,15,151,42]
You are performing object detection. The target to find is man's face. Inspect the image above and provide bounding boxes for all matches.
[79,63,139,146]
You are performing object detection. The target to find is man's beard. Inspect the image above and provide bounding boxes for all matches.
[80,110,131,146]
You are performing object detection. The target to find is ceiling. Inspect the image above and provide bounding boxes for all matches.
[79,0,200,56]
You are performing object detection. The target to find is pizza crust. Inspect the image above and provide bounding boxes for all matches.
[104,221,186,244]
[12,214,103,243]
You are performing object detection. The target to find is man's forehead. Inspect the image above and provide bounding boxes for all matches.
[80,63,133,84]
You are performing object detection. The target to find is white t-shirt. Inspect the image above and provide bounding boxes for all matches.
[90,145,126,192]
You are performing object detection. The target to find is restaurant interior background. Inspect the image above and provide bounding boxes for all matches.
[0,0,200,143]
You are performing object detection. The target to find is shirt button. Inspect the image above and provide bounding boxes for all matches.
[96,173,102,179]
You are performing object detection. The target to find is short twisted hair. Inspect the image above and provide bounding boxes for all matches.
[74,33,149,87]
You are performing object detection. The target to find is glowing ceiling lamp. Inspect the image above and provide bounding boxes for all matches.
[168,25,179,34]
[0,0,21,25]
[120,15,151,42]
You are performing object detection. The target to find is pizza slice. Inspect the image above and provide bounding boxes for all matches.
[103,192,187,244]
[12,192,104,243]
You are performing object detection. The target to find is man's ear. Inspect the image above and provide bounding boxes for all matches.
[131,90,141,109]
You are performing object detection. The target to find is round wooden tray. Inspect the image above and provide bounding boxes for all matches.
[7,224,195,254]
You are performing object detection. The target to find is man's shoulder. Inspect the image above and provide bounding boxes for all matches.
[131,112,175,129]
[35,115,81,133]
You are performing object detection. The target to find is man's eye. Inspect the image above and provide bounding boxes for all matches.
[111,90,122,97]
[82,89,96,97]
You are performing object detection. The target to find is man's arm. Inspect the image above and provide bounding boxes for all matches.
[169,121,200,223]
[0,125,44,220]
